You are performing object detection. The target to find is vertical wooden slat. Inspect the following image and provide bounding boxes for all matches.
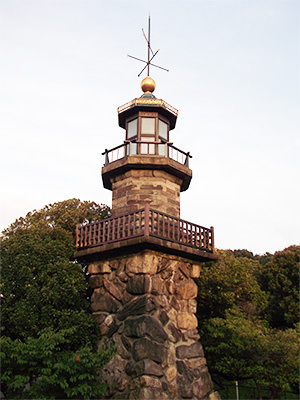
[210,226,214,251]
[89,225,92,246]
[203,228,207,249]
[166,216,170,239]
[83,226,87,247]
[108,220,110,242]
[144,203,150,238]
[133,212,136,235]
[75,224,80,249]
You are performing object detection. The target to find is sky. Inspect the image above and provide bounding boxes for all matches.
[0,0,299,255]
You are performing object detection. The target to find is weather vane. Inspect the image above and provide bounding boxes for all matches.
[127,16,169,77]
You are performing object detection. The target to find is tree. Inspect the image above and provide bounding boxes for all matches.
[257,245,300,328]
[204,309,299,400]
[196,249,299,399]
[2,198,110,240]
[0,199,112,399]
[196,249,268,322]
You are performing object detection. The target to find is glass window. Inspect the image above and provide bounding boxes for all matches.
[141,118,155,135]
[158,143,166,156]
[158,120,168,141]
[128,142,137,155]
[148,143,155,154]
[140,143,148,154]
[127,118,137,139]
[141,135,155,142]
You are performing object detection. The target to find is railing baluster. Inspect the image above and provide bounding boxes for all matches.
[144,203,150,238]
[133,212,136,235]
[211,226,215,251]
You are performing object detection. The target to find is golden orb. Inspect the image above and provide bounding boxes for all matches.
[141,76,156,93]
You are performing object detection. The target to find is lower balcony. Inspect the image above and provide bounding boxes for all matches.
[74,204,217,262]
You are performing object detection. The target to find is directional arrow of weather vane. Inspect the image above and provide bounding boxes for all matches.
[127,16,169,77]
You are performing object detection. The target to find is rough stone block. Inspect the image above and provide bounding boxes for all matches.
[88,274,105,288]
[167,307,177,323]
[127,274,151,294]
[175,280,198,299]
[176,361,194,383]
[191,264,201,278]
[124,315,168,343]
[166,322,182,343]
[178,262,190,278]
[102,356,128,395]
[177,375,193,398]
[91,291,120,313]
[88,261,112,274]
[121,335,132,352]
[117,295,156,321]
[160,266,174,279]
[126,252,158,275]
[176,342,204,359]
[188,299,197,314]
[158,310,169,326]
[165,366,177,382]
[177,312,198,330]
[151,275,167,295]
[170,296,180,311]
[166,280,175,294]
[186,357,207,370]
[132,338,166,363]
[139,375,162,389]
[209,391,222,400]
[104,279,123,301]
[139,387,164,400]
[192,368,213,399]
[106,319,120,338]
[125,359,164,377]
[183,328,200,341]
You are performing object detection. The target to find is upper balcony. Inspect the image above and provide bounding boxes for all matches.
[102,141,192,168]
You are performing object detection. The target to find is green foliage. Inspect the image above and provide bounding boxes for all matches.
[196,247,299,399]
[205,311,299,399]
[0,199,112,399]
[259,326,299,398]
[2,198,111,240]
[203,308,267,381]
[196,249,268,322]
[1,328,113,399]
[257,245,300,328]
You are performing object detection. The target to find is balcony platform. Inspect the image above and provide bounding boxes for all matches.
[74,204,217,263]
[102,154,192,192]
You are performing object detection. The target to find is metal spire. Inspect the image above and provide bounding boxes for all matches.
[127,16,169,77]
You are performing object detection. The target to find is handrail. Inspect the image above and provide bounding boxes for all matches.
[75,205,215,253]
[102,142,192,167]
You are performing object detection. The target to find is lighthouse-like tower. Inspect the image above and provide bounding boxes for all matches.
[74,76,219,399]
[74,20,219,397]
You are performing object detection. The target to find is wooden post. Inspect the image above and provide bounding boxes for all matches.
[75,224,80,249]
[210,226,215,252]
[144,203,150,238]
[104,149,109,165]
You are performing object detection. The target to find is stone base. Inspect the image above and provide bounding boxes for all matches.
[88,250,218,400]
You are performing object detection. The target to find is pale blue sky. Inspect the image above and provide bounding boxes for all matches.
[0,0,299,254]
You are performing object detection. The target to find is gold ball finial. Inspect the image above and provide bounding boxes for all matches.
[141,76,156,93]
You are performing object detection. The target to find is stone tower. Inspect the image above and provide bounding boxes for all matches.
[74,76,219,400]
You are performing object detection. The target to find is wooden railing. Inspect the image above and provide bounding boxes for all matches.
[102,142,192,167]
[76,204,214,253]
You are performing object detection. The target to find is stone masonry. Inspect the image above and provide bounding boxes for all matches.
[88,249,220,400]
[111,169,182,218]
